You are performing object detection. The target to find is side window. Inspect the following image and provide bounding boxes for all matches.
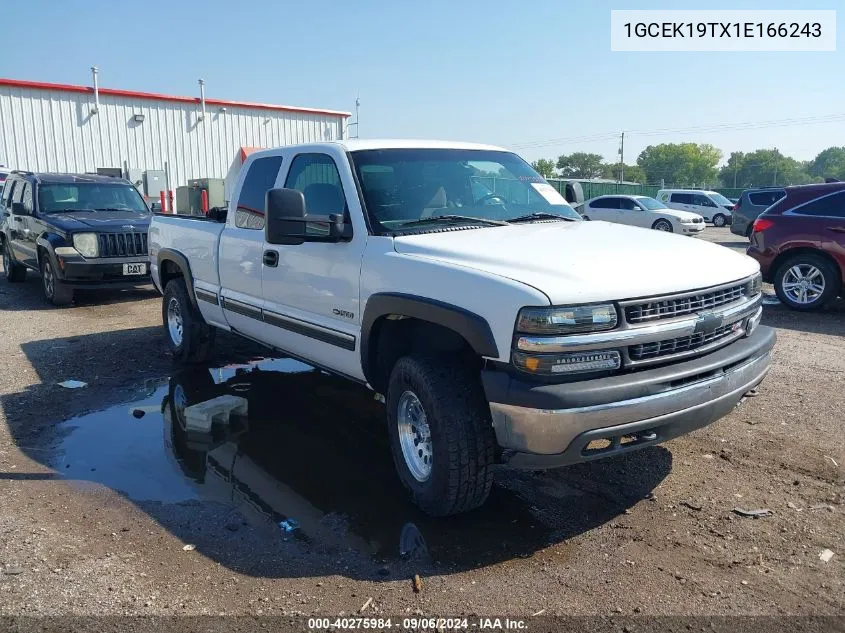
[792,191,845,218]
[235,156,284,230]
[2,180,15,209]
[749,191,785,207]
[21,184,34,214]
[692,194,717,207]
[593,197,619,209]
[10,181,25,213]
[658,192,669,202]
[284,153,347,236]
[619,198,638,210]
[670,193,691,204]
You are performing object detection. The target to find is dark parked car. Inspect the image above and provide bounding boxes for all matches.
[731,187,786,238]
[1,172,152,306]
[747,182,845,311]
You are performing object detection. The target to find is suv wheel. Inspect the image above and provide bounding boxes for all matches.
[163,278,216,363]
[774,254,839,311]
[386,355,495,516]
[3,242,26,283]
[40,256,73,306]
[652,219,673,232]
[712,213,727,227]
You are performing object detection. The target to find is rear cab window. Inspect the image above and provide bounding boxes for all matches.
[234,156,284,230]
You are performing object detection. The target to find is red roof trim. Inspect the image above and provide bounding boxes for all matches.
[0,78,351,118]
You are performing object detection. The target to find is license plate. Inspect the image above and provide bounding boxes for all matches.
[123,263,146,276]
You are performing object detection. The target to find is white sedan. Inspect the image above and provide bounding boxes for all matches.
[579,195,705,235]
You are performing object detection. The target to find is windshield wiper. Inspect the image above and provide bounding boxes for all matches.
[92,207,139,212]
[398,215,508,229]
[48,208,96,213]
[507,212,577,223]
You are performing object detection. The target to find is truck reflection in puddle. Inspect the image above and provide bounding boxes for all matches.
[51,357,670,575]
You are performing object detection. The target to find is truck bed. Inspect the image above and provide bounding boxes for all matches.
[149,214,225,290]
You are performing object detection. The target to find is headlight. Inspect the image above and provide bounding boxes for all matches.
[747,272,763,296]
[72,233,99,258]
[516,304,617,335]
[513,349,621,375]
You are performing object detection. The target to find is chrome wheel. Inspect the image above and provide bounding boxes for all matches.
[713,214,726,227]
[172,384,188,430]
[167,297,184,346]
[42,260,55,298]
[2,245,9,275]
[782,264,825,305]
[397,390,433,483]
[654,219,672,232]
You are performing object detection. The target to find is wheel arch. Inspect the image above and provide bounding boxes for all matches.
[360,293,499,392]
[157,248,198,309]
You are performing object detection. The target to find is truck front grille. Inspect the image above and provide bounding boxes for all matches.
[98,232,148,258]
[628,323,738,361]
[624,281,748,324]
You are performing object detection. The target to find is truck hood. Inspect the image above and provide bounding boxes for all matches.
[46,210,151,232]
[392,220,758,304]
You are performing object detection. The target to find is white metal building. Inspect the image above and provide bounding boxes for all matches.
[0,77,350,200]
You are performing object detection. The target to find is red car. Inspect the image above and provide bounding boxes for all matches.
[746,181,845,310]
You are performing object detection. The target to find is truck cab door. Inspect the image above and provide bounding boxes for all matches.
[217,155,285,341]
[260,150,366,381]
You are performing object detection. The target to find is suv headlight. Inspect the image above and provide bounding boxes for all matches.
[72,233,99,258]
[516,304,617,335]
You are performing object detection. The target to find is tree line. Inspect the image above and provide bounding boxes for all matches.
[530,144,845,189]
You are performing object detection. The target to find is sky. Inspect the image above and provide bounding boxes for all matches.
[1,0,843,173]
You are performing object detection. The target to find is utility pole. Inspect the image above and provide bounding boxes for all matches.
[619,132,625,183]
[348,95,361,139]
[772,147,778,186]
[734,162,738,188]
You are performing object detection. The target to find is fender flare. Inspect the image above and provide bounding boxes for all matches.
[156,248,198,309]
[35,234,63,269]
[360,292,500,386]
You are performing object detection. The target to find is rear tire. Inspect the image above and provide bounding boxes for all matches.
[386,355,495,516]
[652,219,673,232]
[712,213,727,227]
[3,241,27,283]
[774,253,839,311]
[40,255,73,306]
[163,278,216,363]
[582,215,590,221]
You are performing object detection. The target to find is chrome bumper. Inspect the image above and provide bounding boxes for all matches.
[487,327,774,468]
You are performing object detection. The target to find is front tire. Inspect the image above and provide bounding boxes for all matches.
[3,242,27,283]
[712,213,727,227]
[40,255,73,306]
[774,254,839,311]
[652,219,673,232]
[386,355,495,516]
[163,278,216,363]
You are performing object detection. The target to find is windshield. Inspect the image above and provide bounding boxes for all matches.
[38,183,149,213]
[350,149,581,232]
[636,197,667,210]
[707,192,733,206]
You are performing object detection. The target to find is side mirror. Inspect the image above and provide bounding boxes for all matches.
[264,188,351,245]
[11,202,26,215]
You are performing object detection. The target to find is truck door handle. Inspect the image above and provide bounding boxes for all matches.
[263,250,279,267]
[826,226,845,233]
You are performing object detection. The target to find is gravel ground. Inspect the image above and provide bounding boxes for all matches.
[0,227,842,620]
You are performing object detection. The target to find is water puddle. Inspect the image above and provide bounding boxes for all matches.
[42,356,667,575]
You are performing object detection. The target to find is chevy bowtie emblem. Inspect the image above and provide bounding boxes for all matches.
[693,311,723,335]
[122,225,136,231]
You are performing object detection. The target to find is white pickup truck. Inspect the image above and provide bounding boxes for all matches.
[149,140,775,516]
